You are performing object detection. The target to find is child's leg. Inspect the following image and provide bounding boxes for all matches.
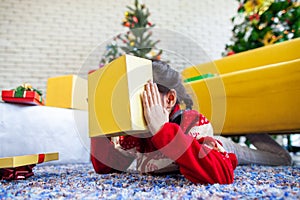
[216,135,292,166]
[245,134,292,165]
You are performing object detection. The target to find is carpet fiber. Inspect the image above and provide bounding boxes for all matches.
[1,163,299,199]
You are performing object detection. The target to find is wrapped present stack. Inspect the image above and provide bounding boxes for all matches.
[2,84,44,106]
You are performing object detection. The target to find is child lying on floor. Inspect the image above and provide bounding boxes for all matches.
[91,60,237,184]
[91,60,291,185]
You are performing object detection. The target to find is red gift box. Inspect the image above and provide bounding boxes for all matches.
[1,90,44,106]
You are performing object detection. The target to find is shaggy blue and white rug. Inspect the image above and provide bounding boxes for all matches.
[1,163,299,199]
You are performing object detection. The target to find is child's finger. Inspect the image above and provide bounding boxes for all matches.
[153,83,161,106]
[150,82,159,105]
[141,92,146,108]
[142,91,150,112]
[146,82,154,106]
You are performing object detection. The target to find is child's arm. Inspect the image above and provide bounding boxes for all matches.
[151,122,236,184]
[91,137,134,173]
[141,81,236,184]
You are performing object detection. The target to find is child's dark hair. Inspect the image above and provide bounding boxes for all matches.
[152,60,193,109]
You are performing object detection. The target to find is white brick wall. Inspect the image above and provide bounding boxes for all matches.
[0,0,238,95]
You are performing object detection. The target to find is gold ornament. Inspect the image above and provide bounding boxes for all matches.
[261,31,282,46]
[244,0,274,15]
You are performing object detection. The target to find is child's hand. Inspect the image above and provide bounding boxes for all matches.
[141,81,169,135]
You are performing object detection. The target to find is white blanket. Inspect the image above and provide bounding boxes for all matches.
[0,102,90,165]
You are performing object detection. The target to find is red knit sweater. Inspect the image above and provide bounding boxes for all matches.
[91,105,237,184]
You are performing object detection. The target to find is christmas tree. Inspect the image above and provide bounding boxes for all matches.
[224,0,300,56]
[99,0,162,67]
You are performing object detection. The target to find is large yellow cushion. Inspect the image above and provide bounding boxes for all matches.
[182,38,300,79]
[185,59,300,135]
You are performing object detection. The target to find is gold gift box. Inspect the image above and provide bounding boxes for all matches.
[88,55,152,137]
[46,75,88,110]
[0,152,59,168]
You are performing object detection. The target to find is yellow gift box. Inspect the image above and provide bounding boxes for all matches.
[88,55,152,137]
[46,75,88,110]
[0,152,59,168]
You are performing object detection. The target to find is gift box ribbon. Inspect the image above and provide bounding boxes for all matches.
[38,154,45,163]
[0,165,35,180]
[12,84,43,103]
